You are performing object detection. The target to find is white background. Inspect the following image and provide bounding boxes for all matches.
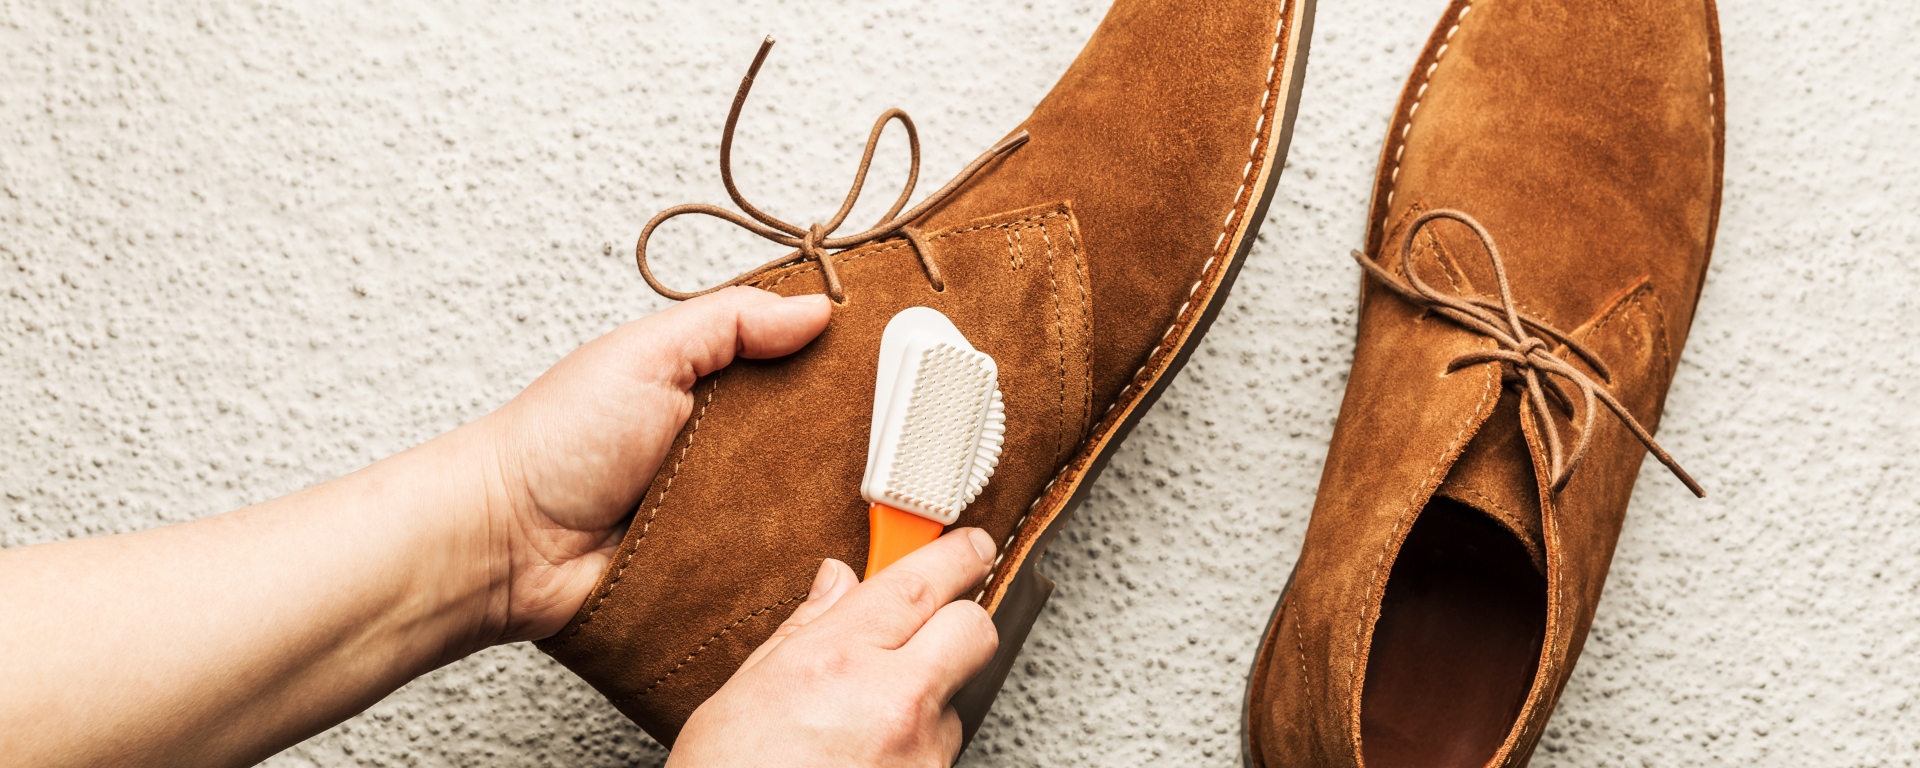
[4,0,1916,764]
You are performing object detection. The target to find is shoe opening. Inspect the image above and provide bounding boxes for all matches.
[1360,497,1546,768]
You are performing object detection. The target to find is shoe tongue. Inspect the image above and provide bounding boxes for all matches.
[1435,387,1548,574]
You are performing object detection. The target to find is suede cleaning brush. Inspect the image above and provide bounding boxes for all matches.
[859,307,1006,578]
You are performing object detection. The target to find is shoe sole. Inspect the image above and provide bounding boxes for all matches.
[952,0,1318,747]
[1241,564,1296,767]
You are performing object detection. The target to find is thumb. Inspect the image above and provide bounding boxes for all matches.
[735,292,833,359]
[738,558,857,673]
[639,287,832,388]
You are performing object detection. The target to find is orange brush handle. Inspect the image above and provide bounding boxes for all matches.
[864,502,946,579]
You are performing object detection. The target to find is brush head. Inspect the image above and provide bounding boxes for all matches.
[862,308,1006,525]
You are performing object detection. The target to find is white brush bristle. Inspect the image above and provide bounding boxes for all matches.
[876,343,1005,519]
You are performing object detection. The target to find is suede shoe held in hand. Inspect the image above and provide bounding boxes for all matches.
[538,0,1316,748]
[1242,1,1723,767]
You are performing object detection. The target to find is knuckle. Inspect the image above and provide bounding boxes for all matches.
[791,648,857,691]
[954,602,999,650]
[811,644,859,678]
[870,692,929,741]
[881,569,944,615]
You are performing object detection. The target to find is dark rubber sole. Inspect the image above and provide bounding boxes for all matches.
[1241,565,1297,768]
[951,0,1318,751]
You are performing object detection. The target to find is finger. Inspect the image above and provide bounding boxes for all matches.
[735,292,832,359]
[816,528,996,648]
[625,286,832,389]
[739,558,856,673]
[934,706,964,765]
[900,599,1000,704]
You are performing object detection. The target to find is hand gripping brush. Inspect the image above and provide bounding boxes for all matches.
[860,307,1006,578]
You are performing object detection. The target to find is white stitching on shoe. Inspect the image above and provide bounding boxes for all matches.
[1383,2,1473,210]
[1347,366,1497,754]
[979,1,1302,604]
[557,376,721,645]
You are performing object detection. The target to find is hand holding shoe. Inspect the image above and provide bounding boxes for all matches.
[478,286,834,644]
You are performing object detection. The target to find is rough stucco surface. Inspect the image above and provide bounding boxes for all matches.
[3,0,1916,764]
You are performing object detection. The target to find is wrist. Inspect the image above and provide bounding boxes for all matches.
[462,415,525,650]
[378,417,521,659]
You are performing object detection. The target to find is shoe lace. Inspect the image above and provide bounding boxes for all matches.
[634,37,1029,304]
[1352,209,1704,497]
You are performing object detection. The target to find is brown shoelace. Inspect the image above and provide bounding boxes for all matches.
[1354,209,1704,497]
[635,37,1029,304]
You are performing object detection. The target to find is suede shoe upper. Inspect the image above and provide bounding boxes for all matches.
[1246,0,1723,766]
[541,0,1312,746]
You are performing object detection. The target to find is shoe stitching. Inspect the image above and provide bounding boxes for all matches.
[1699,0,1723,302]
[1511,399,1562,765]
[562,227,987,645]
[1642,289,1675,380]
[594,0,1306,620]
[1347,367,1498,754]
[1529,284,1672,705]
[1706,0,1719,137]
[1451,290,1680,768]
[1064,217,1094,436]
[1544,490,1563,739]
[587,206,1073,611]
[758,211,1065,292]
[1415,216,1562,336]
[764,242,907,292]
[976,218,1087,597]
[1093,0,1295,432]
[1404,207,1468,311]
[1038,222,1071,459]
[555,376,722,646]
[1009,225,1027,270]
[1290,592,1311,718]
[1584,282,1674,383]
[1422,216,1471,295]
[983,0,1300,606]
[1247,589,1306,768]
[1362,0,1713,758]
[1449,486,1517,530]
[619,593,807,702]
[1365,209,1705,495]
[1383,0,1474,211]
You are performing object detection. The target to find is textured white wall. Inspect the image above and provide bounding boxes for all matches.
[4,0,1916,765]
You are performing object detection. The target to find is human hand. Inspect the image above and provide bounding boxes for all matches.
[477,286,833,644]
[667,529,1001,768]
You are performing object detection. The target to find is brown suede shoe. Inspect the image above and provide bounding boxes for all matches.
[1243,0,1722,766]
[537,0,1315,748]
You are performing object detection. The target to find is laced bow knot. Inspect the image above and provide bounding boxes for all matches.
[1352,209,1704,498]
[634,36,1027,304]
[797,222,844,299]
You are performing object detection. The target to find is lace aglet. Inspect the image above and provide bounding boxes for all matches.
[991,130,1031,155]
[1673,464,1706,498]
[745,36,776,79]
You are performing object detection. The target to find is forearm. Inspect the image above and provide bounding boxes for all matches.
[0,288,833,766]
[0,421,511,768]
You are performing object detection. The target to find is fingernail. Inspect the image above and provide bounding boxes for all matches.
[966,528,996,564]
[808,559,839,599]
[785,293,830,305]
